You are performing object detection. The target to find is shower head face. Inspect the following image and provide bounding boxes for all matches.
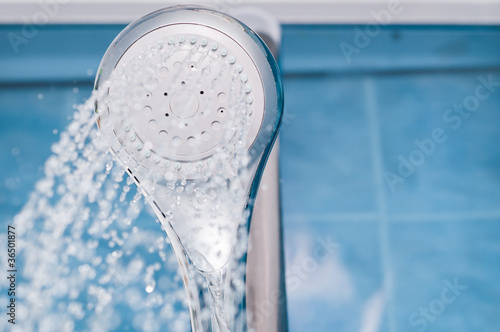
[94,6,283,272]
[96,6,281,179]
[109,24,263,165]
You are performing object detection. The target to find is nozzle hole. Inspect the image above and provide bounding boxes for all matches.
[217,92,227,102]
[201,131,210,141]
[165,113,170,117]
[164,92,168,96]
[200,91,204,95]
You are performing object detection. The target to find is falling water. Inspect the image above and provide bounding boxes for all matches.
[1,31,257,332]
[0,93,194,331]
[95,34,255,331]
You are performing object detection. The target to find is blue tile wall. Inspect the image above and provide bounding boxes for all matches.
[374,73,500,215]
[1,24,499,331]
[279,25,500,332]
[281,75,377,217]
[388,220,500,332]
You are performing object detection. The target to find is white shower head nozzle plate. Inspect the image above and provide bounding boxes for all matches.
[94,6,280,180]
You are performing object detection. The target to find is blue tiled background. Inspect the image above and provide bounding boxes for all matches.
[1,24,500,331]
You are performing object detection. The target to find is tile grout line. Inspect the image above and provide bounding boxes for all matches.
[284,211,500,223]
[364,76,397,332]
[388,211,500,222]
[285,213,379,222]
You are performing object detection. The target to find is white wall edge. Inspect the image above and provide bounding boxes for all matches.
[0,0,499,25]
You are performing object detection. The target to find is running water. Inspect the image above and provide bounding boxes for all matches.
[1,95,191,332]
[95,34,255,331]
[1,31,257,332]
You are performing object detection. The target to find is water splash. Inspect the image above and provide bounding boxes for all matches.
[94,33,257,331]
[1,8,279,329]
[0,95,190,332]
[0,34,256,332]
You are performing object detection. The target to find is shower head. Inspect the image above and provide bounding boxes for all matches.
[95,4,283,269]
[95,5,281,179]
[94,6,283,330]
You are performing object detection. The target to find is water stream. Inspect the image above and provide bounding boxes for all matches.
[1,33,258,332]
